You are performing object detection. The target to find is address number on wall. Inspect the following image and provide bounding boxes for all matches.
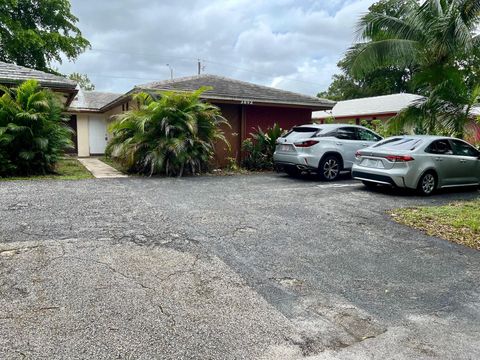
[241,100,254,105]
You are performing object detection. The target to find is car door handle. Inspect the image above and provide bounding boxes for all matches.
[335,142,343,146]
[362,143,369,146]
[435,157,443,162]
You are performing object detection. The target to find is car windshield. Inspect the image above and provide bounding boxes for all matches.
[373,137,423,150]
[283,127,321,140]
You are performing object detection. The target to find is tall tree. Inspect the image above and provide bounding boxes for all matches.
[319,0,413,101]
[0,0,90,72]
[318,60,412,101]
[349,0,480,137]
[68,73,95,90]
[348,0,480,77]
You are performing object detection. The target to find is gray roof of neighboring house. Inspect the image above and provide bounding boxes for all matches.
[0,61,76,89]
[312,93,424,119]
[136,74,334,109]
[69,89,123,112]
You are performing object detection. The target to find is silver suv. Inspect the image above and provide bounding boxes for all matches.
[273,124,382,180]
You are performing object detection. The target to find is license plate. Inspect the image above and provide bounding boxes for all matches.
[362,159,384,168]
[280,145,292,152]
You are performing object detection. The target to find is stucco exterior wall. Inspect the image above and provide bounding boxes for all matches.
[103,101,135,141]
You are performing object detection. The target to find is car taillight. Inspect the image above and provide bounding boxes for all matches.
[385,155,414,162]
[355,150,362,159]
[294,140,319,147]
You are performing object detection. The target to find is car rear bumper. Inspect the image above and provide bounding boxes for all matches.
[273,152,318,171]
[351,164,411,188]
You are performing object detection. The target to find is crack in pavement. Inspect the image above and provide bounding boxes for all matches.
[157,254,201,282]
[59,255,178,327]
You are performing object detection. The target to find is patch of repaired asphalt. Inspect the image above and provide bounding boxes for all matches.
[0,239,298,359]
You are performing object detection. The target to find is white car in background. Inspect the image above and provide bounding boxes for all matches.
[273,124,382,180]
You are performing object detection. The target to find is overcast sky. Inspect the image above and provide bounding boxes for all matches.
[56,0,376,95]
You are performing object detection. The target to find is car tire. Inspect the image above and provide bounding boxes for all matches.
[318,155,341,181]
[417,171,437,196]
[362,180,378,190]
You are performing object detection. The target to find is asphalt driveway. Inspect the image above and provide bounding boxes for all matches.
[0,174,479,359]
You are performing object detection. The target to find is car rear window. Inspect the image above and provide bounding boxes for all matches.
[283,127,321,140]
[373,138,423,150]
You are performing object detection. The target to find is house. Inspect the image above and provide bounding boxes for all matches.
[312,93,423,124]
[0,61,77,106]
[69,75,334,165]
[0,61,335,163]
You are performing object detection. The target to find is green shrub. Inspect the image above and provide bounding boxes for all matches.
[324,116,335,124]
[360,119,393,138]
[106,88,229,177]
[0,80,73,176]
[225,156,240,172]
[242,123,285,170]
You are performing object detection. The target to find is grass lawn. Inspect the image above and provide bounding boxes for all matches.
[0,157,93,181]
[390,200,480,250]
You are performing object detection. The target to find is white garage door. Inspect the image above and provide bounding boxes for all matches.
[88,116,108,155]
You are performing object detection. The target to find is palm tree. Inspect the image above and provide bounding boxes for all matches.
[0,80,73,176]
[107,88,229,177]
[350,0,480,74]
[348,0,480,137]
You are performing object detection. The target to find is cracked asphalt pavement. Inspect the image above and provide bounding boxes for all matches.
[0,174,479,359]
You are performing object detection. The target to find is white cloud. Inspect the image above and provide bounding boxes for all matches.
[57,0,376,95]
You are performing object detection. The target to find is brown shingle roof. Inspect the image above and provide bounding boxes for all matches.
[0,61,76,89]
[137,74,334,109]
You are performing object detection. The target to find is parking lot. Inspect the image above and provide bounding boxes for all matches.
[1,174,479,359]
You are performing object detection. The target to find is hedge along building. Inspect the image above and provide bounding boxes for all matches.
[69,74,334,166]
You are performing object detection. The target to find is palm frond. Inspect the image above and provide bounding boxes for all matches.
[357,11,423,42]
[349,39,419,77]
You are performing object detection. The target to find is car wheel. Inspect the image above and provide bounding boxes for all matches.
[318,155,341,181]
[417,171,437,196]
[362,180,378,189]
